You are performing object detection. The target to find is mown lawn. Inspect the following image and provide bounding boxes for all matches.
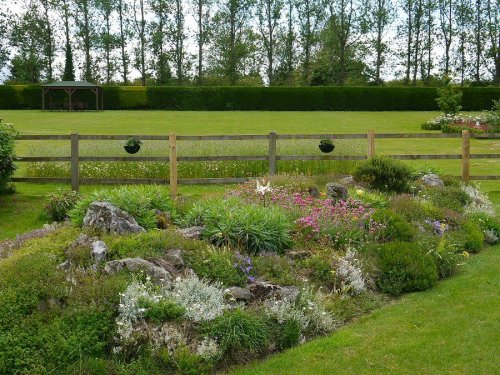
[233,243,500,375]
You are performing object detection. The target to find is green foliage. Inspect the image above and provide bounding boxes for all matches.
[426,237,464,279]
[44,189,80,222]
[2,85,499,110]
[140,299,185,324]
[466,212,499,237]
[253,254,297,285]
[423,186,471,212]
[185,199,293,255]
[374,242,438,296]
[354,157,414,193]
[389,194,443,222]
[274,319,301,350]
[372,209,415,242]
[301,254,336,287]
[69,185,175,229]
[323,292,385,324]
[436,77,462,115]
[0,227,128,374]
[456,221,484,253]
[203,309,270,356]
[0,122,18,194]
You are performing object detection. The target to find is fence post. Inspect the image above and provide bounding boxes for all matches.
[70,133,79,191]
[367,130,376,158]
[269,131,277,176]
[169,132,178,197]
[461,129,470,183]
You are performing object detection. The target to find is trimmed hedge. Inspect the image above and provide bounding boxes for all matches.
[1,85,499,111]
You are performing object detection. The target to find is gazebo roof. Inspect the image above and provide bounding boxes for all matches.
[43,81,101,88]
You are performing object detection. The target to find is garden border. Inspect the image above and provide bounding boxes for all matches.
[13,131,500,196]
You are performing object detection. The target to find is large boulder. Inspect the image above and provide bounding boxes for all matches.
[164,249,185,269]
[104,258,172,285]
[326,183,348,202]
[224,287,253,303]
[83,202,145,234]
[177,226,204,240]
[421,174,444,188]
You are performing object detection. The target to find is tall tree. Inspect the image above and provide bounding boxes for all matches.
[210,0,255,84]
[257,0,284,85]
[295,0,324,84]
[75,0,98,81]
[117,0,130,84]
[454,0,472,84]
[368,0,393,84]
[484,0,499,85]
[471,0,485,83]
[171,0,188,83]
[133,0,147,85]
[61,0,75,80]
[9,1,46,83]
[191,0,212,83]
[438,0,453,75]
[96,0,119,83]
[420,0,435,84]
[149,0,171,85]
[39,0,56,82]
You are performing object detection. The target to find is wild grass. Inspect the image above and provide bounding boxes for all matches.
[24,139,365,179]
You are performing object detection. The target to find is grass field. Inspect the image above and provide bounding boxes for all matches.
[233,243,500,375]
[2,110,499,181]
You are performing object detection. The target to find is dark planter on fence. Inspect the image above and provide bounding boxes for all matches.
[124,145,141,154]
[319,144,335,153]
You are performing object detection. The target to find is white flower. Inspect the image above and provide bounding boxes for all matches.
[256,179,272,196]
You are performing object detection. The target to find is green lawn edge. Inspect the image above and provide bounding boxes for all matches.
[233,244,500,375]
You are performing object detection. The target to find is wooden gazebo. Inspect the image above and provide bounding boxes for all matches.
[42,81,103,111]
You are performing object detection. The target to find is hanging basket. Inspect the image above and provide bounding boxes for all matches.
[124,144,141,154]
[319,144,335,153]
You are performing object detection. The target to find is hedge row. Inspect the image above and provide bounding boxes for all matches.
[1,85,499,111]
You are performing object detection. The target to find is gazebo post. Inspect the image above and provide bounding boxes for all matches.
[101,88,104,111]
[50,93,52,111]
[95,88,99,110]
[42,89,45,111]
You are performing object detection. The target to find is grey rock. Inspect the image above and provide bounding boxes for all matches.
[57,260,72,271]
[91,240,108,263]
[308,186,320,198]
[287,250,312,260]
[421,174,444,188]
[326,182,348,201]
[165,249,185,269]
[338,175,355,186]
[276,286,300,302]
[104,258,171,285]
[178,226,204,240]
[83,202,145,234]
[224,287,253,302]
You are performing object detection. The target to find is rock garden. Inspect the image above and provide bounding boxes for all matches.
[0,156,498,374]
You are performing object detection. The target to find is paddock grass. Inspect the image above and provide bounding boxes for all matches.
[233,242,500,375]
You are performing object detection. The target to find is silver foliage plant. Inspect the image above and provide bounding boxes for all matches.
[462,183,495,216]
[333,249,367,296]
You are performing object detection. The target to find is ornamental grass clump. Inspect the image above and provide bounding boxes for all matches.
[45,189,80,222]
[184,199,293,255]
[69,185,175,229]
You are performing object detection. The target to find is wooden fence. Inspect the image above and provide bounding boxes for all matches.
[13,130,500,196]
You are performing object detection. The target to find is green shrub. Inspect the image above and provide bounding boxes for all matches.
[301,254,336,287]
[423,186,471,212]
[185,199,293,255]
[466,212,499,243]
[203,309,270,356]
[372,209,415,242]
[45,189,81,222]
[427,237,464,279]
[140,299,185,324]
[435,77,462,115]
[354,156,414,193]
[374,242,438,296]
[389,194,443,222]
[69,185,175,229]
[460,221,484,253]
[0,122,18,194]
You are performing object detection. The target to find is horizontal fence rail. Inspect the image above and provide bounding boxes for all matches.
[13,131,500,196]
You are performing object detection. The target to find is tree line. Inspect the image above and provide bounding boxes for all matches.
[1,0,498,86]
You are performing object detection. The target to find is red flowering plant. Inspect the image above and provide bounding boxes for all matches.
[228,181,384,247]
